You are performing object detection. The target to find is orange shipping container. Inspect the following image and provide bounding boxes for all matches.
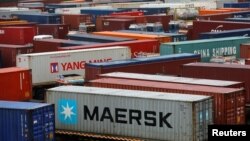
[199,9,230,15]
[92,31,172,43]
[0,67,32,101]
[87,78,246,125]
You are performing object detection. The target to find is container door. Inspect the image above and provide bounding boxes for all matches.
[225,94,236,124]
[32,105,55,141]
[195,98,213,141]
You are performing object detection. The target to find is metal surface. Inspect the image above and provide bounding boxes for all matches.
[47,86,212,141]
[85,53,200,81]
[37,24,69,39]
[87,77,245,124]
[240,43,250,58]
[0,67,32,101]
[17,47,131,85]
[13,13,61,24]
[160,36,250,62]
[199,28,250,39]
[0,100,55,141]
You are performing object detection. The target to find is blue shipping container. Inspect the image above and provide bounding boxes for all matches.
[116,30,187,42]
[61,40,100,47]
[0,101,55,141]
[87,53,199,68]
[67,33,134,43]
[121,7,167,15]
[13,13,61,24]
[199,28,250,39]
[224,2,250,8]
[80,9,123,23]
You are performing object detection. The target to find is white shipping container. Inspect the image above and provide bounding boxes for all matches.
[46,86,213,141]
[16,47,131,85]
[55,6,113,14]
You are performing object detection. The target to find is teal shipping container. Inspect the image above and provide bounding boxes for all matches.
[160,37,250,62]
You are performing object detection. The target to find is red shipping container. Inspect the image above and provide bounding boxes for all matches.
[102,18,135,31]
[87,77,246,124]
[85,54,200,81]
[58,39,160,58]
[192,20,250,39]
[246,58,250,65]
[145,15,173,32]
[182,62,250,104]
[96,15,147,31]
[61,14,92,30]
[0,67,32,101]
[37,24,69,39]
[0,26,36,45]
[33,39,62,53]
[0,44,33,67]
[111,11,144,16]
[240,43,250,58]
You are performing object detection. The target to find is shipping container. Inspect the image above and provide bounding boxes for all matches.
[199,28,250,39]
[17,47,131,85]
[93,31,172,43]
[182,62,250,104]
[160,36,250,62]
[192,20,250,40]
[145,15,173,32]
[224,2,250,8]
[240,43,250,58]
[0,101,55,141]
[58,39,160,58]
[61,14,92,30]
[13,13,61,24]
[116,30,187,42]
[95,15,147,31]
[80,8,123,23]
[33,39,99,53]
[0,67,32,101]
[0,51,2,68]
[99,72,244,88]
[87,77,245,124]
[67,33,134,43]
[0,26,36,45]
[46,86,213,141]
[85,53,200,81]
[37,24,70,39]
[101,18,135,31]
[0,44,33,67]
[226,17,250,22]
[0,8,40,19]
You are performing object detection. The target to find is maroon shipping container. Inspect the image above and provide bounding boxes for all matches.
[192,20,250,39]
[197,13,233,21]
[145,15,173,32]
[33,39,62,53]
[61,14,92,30]
[102,18,135,31]
[58,39,160,58]
[240,43,250,58]
[96,15,147,31]
[246,58,250,65]
[85,54,200,81]
[0,26,36,45]
[182,62,250,104]
[87,77,246,124]
[37,24,69,39]
[0,44,33,67]
[0,67,32,101]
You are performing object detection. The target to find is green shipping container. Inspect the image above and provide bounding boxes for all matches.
[160,36,250,62]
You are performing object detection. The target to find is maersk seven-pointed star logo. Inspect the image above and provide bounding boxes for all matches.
[58,99,77,124]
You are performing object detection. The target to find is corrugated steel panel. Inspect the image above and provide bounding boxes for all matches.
[240,43,250,58]
[116,30,187,42]
[87,77,245,124]
[13,13,61,24]
[199,28,250,39]
[0,26,37,45]
[99,72,243,88]
[37,24,69,39]
[160,36,250,62]
[58,39,159,58]
[61,14,92,30]
[17,47,131,85]
[0,44,33,67]
[93,31,172,43]
[0,67,32,101]
[85,53,200,81]
[182,62,250,104]
[226,17,250,22]
[0,101,55,141]
[46,86,213,141]
[101,18,135,31]
[67,33,134,43]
